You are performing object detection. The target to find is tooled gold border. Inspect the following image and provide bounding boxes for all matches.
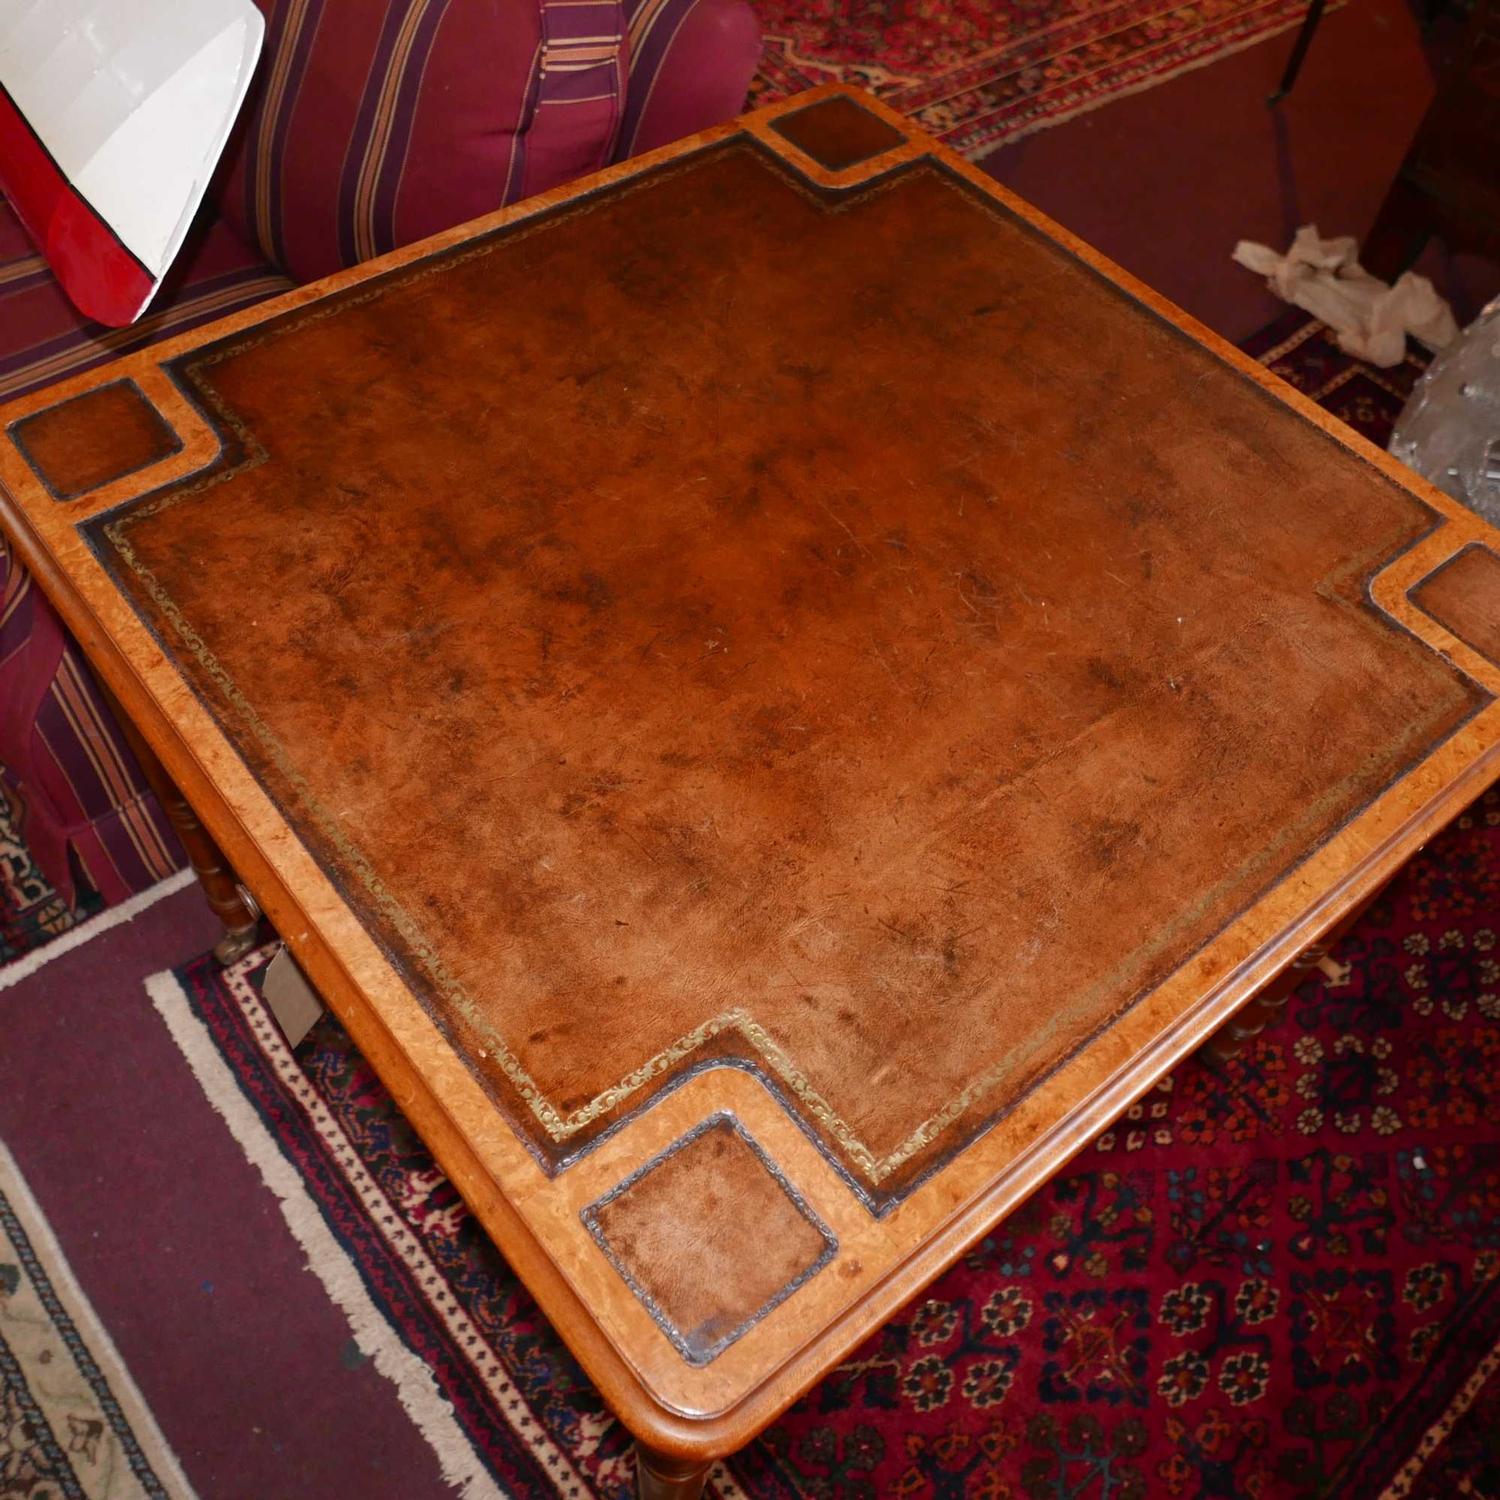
[94,145,1480,1189]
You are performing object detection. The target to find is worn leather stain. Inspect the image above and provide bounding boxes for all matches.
[96,145,1479,1198]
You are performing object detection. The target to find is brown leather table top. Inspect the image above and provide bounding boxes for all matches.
[3,86,1498,1460]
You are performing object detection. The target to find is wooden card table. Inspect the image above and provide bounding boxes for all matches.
[3,86,1499,1497]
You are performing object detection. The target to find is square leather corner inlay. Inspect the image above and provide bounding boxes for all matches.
[768,94,907,171]
[1410,542,1500,664]
[9,379,182,501]
[583,1115,836,1366]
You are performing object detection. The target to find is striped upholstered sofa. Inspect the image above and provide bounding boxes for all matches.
[0,0,760,914]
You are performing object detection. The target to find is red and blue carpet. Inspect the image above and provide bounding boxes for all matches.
[1241,310,1432,450]
[748,0,1335,157]
[0,1141,196,1499]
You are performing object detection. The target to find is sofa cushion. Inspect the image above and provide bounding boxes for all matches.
[617,0,761,159]
[216,0,628,285]
[0,197,292,405]
[0,538,183,906]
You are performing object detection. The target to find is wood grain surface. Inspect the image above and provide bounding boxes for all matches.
[2,88,1497,1467]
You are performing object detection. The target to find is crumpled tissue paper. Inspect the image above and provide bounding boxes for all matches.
[1233,225,1458,368]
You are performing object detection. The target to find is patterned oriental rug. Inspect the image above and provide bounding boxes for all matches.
[747,0,1337,158]
[0,783,101,966]
[0,1142,194,1499]
[1240,310,1432,449]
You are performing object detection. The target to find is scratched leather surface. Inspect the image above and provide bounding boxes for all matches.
[587,1117,832,1363]
[95,143,1480,1198]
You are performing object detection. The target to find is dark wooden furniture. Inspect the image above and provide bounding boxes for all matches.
[2,87,1498,1499]
[1363,0,1500,279]
[1267,0,1328,103]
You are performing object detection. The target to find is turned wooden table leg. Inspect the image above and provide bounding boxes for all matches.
[1200,986,1294,1062]
[1201,942,1327,1062]
[103,690,260,964]
[635,1443,711,1500]
[150,777,261,964]
[1203,874,1394,1062]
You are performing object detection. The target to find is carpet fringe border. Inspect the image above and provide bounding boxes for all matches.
[210,946,606,1493]
[0,1139,201,1499]
[0,866,197,991]
[144,967,510,1500]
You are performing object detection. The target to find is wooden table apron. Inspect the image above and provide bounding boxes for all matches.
[3,86,1499,1468]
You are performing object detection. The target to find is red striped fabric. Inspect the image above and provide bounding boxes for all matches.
[616,0,761,160]
[212,0,759,284]
[0,195,293,403]
[0,538,183,905]
[0,197,290,905]
[217,0,630,285]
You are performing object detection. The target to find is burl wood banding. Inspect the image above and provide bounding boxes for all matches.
[1411,543,1500,663]
[9,380,182,502]
[2,88,1498,1471]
